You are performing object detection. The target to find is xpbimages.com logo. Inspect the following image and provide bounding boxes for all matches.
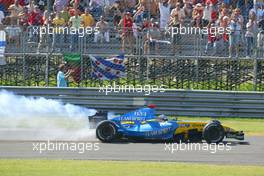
[30,25,100,37]
[32,141,100,154]
[99,83,166,95]
[164,142,232,154]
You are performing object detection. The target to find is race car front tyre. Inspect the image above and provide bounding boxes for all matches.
[203,122,225,144]
[96,120,118,142]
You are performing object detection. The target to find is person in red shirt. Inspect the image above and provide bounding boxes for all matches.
[28,5,43,26]
[28,5,43,42]
[205,22,217,54]
[119,12,133,53]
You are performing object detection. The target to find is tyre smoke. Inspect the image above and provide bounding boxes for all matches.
[0,90,97,140]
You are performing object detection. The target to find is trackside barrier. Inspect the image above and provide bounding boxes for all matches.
[1,86,264,118]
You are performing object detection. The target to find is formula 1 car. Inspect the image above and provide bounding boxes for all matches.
[90,105,244,143]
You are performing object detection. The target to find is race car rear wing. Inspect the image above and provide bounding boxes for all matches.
[88,111,108,128]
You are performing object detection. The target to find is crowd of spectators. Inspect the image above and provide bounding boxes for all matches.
[0,0,264,57]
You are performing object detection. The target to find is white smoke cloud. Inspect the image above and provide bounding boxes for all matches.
[0,90,97,140]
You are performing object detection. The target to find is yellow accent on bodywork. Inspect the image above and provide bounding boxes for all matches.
[175,121,238,136]
[175,121,207,135]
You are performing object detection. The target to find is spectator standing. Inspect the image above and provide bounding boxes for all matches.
[27,5,43,42]
[57,63,73,87]
[119,12,133,53]
[94,15,110,43]
[245,11,257,57]
[202,1,212,27]
[144,22,161,54]
[5,17,21,48]
[69,10,81,51]
[60,6,70,23]
[8,0,23,24]
[229,8,243,58]
[170,2,184,54]
[158,0,172,30]
[183,0,193,23]
[81,8,95,27]
[18,6,29,29]
[220,15,230,56]
[205,22,217,55]
[52,12,65,52]
[192,3,203,28]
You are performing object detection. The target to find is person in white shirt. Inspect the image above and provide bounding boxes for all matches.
[229,8,244,58]
[245,11,257,57]
[158,0,173,30]
[202,1,212,27]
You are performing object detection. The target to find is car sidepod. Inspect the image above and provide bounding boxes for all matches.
[117,120,179,140]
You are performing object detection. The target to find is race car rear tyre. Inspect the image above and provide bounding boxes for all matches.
[96,120,118,142]
[203,122,225,144]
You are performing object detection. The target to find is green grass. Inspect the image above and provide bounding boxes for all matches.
[0,160,264,176]
[178,117,264,136]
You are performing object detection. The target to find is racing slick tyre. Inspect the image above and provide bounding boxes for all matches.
[96,120,118,142]
[210,120,221,125]
[203,122,225,144]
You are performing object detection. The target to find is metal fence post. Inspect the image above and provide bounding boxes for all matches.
[45,53,49,87]
[253,58,258,91]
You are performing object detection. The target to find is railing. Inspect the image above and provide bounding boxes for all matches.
[1,86,264,118]
[3,25,264,58]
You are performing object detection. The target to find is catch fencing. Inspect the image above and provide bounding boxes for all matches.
[1,54,264,91]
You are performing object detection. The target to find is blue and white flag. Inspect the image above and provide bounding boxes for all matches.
[90,54,126,80]
[0,30,6,65]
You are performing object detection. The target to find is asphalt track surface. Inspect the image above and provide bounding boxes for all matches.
[0,129,264,165]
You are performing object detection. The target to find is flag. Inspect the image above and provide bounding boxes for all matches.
[63,53,81,83]
[90,54,126,80]
[0,30,6,65]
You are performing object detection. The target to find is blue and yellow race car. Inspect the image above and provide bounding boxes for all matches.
[91,105,244,143]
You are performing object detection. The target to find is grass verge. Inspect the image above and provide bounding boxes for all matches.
[0,160,264,176]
